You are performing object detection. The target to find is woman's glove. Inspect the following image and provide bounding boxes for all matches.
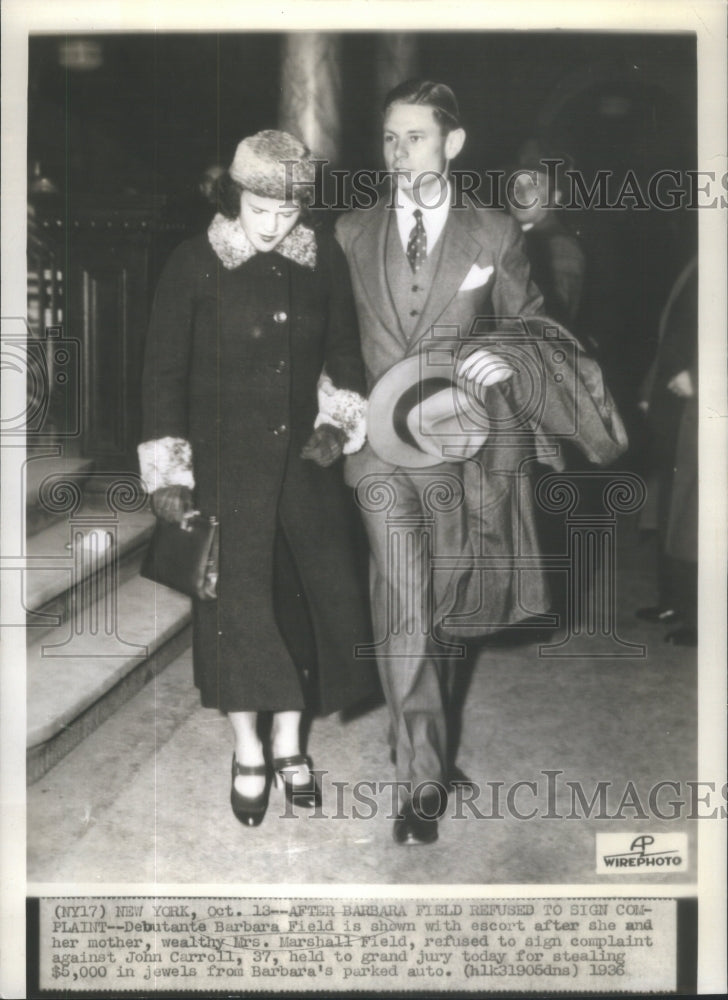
[301,423,346,467]
[151,485,194,524]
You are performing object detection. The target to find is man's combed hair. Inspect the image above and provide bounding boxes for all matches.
[383,79,461,133]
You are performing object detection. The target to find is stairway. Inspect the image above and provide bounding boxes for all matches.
[25,465,192,784]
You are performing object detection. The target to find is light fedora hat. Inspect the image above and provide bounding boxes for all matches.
[367,354,490,468]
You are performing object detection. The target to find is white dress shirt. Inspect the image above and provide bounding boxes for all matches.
[395,181,451,258]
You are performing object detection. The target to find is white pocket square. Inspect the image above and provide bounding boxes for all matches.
[458,263,494,291]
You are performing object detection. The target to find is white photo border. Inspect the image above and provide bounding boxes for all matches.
[2,1,725,997]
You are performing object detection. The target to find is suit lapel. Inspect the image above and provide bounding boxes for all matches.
[349,202,408,351]
[407,205,482,350]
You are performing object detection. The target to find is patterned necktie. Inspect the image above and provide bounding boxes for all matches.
[406,209,427,272]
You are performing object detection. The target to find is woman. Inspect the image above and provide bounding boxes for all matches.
[138,130,373,826]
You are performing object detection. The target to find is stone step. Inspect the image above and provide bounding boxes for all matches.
[27,572,192,784]
[25,498,156,637]
[25,454,95,536]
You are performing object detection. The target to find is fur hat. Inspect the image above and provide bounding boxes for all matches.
[229,130,316,205]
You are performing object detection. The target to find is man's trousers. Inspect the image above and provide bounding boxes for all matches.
[355,465,468,800]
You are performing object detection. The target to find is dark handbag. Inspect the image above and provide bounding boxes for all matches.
[141,512,219,600]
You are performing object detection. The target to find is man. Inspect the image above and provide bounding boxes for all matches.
[507,147,585,329]
[334,80,624,845]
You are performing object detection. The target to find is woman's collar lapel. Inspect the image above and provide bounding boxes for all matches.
[207,213,317,270]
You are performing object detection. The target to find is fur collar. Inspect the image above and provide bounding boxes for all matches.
[207,213,317,270]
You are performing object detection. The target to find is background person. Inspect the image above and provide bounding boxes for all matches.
[507,143,586,330]
[637,255,698,646]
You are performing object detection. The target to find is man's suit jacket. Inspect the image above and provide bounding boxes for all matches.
[336,197,543,388]
[335,194,627,635]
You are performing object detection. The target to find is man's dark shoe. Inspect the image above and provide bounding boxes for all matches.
[665,626,697,647]
[635,606,679,624]
[393,799,439,846]
[447,764,476,789]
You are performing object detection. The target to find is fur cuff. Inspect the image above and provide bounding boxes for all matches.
[315,374,367,454]
[137,437,195,493]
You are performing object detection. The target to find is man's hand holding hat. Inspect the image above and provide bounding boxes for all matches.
[366,354,491,468]
[458,348,517,387]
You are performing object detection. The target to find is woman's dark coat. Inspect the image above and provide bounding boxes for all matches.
[141,224,374,713]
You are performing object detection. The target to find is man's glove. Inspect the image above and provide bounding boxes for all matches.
[300,424,346,467]
[151,485,194,524]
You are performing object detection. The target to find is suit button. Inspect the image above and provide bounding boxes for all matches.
[273,310,287,324]
[412,284,419,292]
[272,424,288,435]
[410,309,419,316]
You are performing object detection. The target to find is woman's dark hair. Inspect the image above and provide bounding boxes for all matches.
[217,170,314,225]
[382,79,461,134]
[218,172,245,220]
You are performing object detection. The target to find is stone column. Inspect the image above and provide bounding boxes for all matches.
[279,33,342,165]
[375,33,420,107]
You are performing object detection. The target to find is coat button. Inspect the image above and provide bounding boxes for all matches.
[272,423,288,436]
[273,310,288,324]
